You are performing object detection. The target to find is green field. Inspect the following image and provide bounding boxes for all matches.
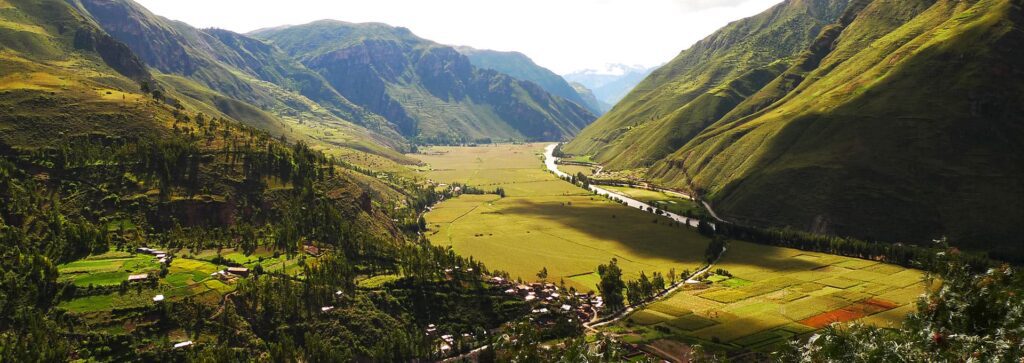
[602,185,708,218]
[415,143,927,351]
[417,144,710,291]
[57,247,314,314]
[58,251,161,287]
[559,164,596,177]
[617,241,927,351]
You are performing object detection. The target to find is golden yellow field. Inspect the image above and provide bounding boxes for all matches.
[416,144,710,291]
[617,241,928,351]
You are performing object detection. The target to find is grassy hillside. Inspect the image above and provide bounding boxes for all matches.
[565,0,1024,260]
[69,0,416,166]
[0,1,532,359]
[456,46,602,115]
[253,20,597,144]
[564,0,851,169]
[655,0,1024,259]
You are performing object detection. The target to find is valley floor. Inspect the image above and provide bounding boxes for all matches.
[413,143,927,354]
[415,143,708,292]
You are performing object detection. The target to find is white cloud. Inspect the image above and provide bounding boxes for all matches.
[134,0,782,74]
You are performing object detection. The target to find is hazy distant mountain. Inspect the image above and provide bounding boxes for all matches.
[252,21,596,144]
[456,47,603,115]
[563,64,656,107]
[569,82,610,114]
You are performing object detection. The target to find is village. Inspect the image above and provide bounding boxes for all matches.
[426,273,603,356]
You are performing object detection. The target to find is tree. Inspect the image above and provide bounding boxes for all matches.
[668,268,677,284]
[596,258,626,312]
[625,280,641,306]
[638,271,653,299]
[576,172,589,189]
[697,218,715,236]
[536,266,548,280]
[652,272,666,292]
[705,236,727,263]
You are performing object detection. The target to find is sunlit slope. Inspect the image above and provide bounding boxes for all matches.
[653,0,1024,258]
[69,0,415,164]
[0,0,165,145]
[563,0,851,169]
[0,0,404,231]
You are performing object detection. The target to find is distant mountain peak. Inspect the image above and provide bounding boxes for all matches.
[562,64,657,107]
[566,63,653,77]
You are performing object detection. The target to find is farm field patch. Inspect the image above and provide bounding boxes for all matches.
[614,241,927,351]
[417,144,710,292]
[602,185,707,218]
[58,247,314,314]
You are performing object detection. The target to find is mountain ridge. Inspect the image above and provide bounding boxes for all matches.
[253,20,597,144]
[70,0,417,164]
[455,46,603,115]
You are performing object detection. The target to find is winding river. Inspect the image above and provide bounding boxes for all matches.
[543,143,708,229]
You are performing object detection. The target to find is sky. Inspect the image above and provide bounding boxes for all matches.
[135,0,783,74]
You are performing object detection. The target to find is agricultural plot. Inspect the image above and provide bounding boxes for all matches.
[417,144,710,292]
[617,241,927,351]
[58,251,161,287]
[58,247,314,314]
[602,185,708,218]
[559,164,596,176]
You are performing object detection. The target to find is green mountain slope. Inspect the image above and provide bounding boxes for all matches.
[0,1,529,360]
[564,0,852,169]
[252,21,596,144]
[456,46,603,115]
[659,0,1024,258]
[69,0,414,163]
[568,0,1024,259]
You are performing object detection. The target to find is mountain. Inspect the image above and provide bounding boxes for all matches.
[567,0,1024,260]
[1,0,155,149]
[563,64,656,107]
[455,46,604,115]
[0,1,530,360]
[69,0,415,164]
[565,0,850,169]
[252,21,596,144]
[570,82,611,114]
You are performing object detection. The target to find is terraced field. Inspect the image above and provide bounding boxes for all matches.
[417,144,710,291]
[57,247,311,313]
[617,241,928,351]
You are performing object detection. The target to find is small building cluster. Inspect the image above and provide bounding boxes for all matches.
[211,266,250,281]
[302,244,322,257]
[425,323,480,355]
[127,273,149,283]
[492,278,600,325]
[136,246,172,264]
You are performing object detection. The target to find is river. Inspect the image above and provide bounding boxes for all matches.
[544,143,706,229]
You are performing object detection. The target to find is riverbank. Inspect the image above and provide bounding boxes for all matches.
[544,144,719,229]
